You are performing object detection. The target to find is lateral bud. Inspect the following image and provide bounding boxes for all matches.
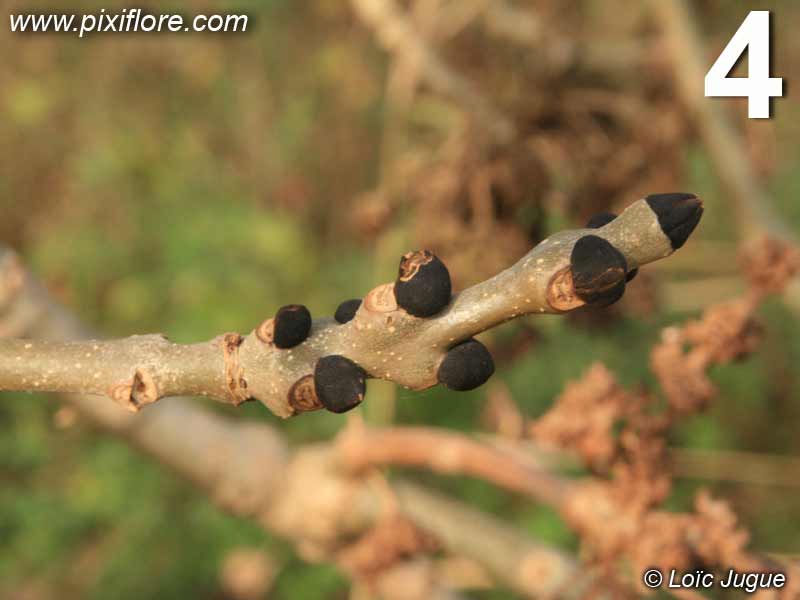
[394,250,452,318]
[437,339,495,391]
[314,355,367,414]
[273,304,312,349]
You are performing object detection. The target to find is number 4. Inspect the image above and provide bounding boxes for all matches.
[704,11,783,119]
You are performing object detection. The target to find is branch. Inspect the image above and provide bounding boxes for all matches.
[336,423,571,506]
[0,335,232,410]
[0,252,598,598]
[670,447,800,489]
[392,481,595,599]
[0,194,702,417]
[332,259,800,596]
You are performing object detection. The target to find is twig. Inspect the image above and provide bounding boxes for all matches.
[0,195,702,416]
[366,558,467,600]
[0,248,601,598]
[479,437,800,489]
[337,423,570,506]
[670,448,800,488]
[393,481,596,599]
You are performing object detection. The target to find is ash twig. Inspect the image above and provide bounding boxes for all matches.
[0,195,701,417]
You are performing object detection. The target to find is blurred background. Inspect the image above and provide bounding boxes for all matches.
[1,0,799,598]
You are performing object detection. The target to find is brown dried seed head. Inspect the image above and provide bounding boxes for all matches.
[364,282,398,313]
[399,250,435,282]
[255,318,275,344]
[288,374,322,413]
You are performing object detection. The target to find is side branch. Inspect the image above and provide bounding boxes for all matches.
[336,424,570,506]
[0,195,702,417]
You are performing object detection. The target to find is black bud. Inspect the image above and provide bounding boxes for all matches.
[394,250,452,318]
[585,212,617,229]
[437,339,495,391]
[645,193,703,250]
[585,212,638,282]
[314,355,366,413]
[334,298,361,324]
[570,235,627,307]
[273,304,312,349]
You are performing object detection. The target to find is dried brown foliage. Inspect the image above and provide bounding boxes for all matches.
[327,235,800,594]
[527,236,800,595]
[337,516,439,581]
[350,1,692,287]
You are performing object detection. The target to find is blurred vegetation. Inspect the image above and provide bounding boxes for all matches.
[1,1,800,598]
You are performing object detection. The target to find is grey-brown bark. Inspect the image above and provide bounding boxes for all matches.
[0,196,700,418]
